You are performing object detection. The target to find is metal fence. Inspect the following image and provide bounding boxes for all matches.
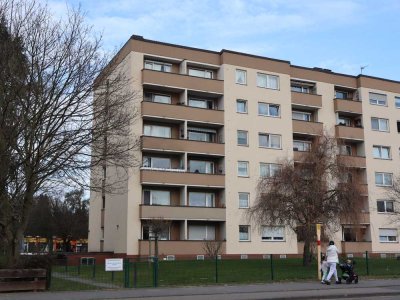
[49,252,400,291]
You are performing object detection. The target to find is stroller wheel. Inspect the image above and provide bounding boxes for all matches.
[355,278,358,284]
[346,278,351,284]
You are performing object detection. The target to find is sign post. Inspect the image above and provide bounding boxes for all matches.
[316,223,322,280]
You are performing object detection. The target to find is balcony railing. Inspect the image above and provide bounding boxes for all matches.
[335,125,364,141]
[141,101,224,124]
[341,241,372,253]
[138,240,226,256]
[334,99,362,115]
[337,155,366,168]
[140,169,225,187]
[140,205,226,221]
[141,136,225,155]
[292,120,323,136]
[291,91,322,108]
[142,69,223,94]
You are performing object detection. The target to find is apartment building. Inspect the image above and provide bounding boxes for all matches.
[88,35,400,257]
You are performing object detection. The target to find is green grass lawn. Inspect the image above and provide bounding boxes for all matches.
[50,257,400,290]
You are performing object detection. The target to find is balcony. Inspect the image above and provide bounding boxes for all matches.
[141,136,224,155]
[335,125,364,141]
[142,69,223,94]
[292,120,323,136]
[141,101,223,124]
[334,99,362,115]
[337,155,366,168]
[341,241,372,253]
[140,205,225,221]
[140,169,225,187]
[358,184,368,195]
[293,151,309,162]
[138,240,226,256]
[291,91,322,108]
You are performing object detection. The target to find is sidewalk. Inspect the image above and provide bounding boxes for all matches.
[1,278,400,300]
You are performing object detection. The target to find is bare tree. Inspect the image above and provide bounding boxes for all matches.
[248,134,363,266]
[202,240,223,259]
[385,175,400,218]
[0,0,139,266]
[143,218,171,258]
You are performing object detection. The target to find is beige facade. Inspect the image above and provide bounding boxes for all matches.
[89,35,400,257]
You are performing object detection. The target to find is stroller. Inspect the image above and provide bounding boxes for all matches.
[338,259,359,284]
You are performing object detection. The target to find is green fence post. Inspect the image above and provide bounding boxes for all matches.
[65,256,68,273]
[133,262,137,288]
[92,259,96,279]
[215,255,218,283]
[153,257,158,288]
[124,258,129,288]
[78,262,80,275]
[365,251,369,276]
[270,254,274,281]
[46,265,52,290]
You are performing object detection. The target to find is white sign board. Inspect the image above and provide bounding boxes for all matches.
[105,258,123,271]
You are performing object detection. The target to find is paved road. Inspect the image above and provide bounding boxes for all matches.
[1,279,400,300]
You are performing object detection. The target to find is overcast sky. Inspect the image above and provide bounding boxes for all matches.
[49,0,400,81]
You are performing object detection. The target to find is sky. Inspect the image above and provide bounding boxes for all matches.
[48,0,400,81]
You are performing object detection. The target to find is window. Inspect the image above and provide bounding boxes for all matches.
[260,163,280,177]
[142,225,170,240]
[188,68,212,79]
[257,73,279,90]
[237,161,249,177]
[373,146,391,159]
[189,160,214,174]
[377,200,394,213]
[293,140,311,152]
[239,192,249,208]
[237,130,248,146]
[239,225,250,241]
[259,133,281,149]
[187,127,216,142]
[144,92,171,104]
[258,103,280,117]
[236,69,247,85]
[144,60,171,72]
[236,99,248,113]
[292,111,312,122]
[338,117,351,126]
[379,228,398,242]
[144,125,171,138]
[375,172,393,186]
[394,97,400,108]
[369,92,387,106]
[335,90,349,99]
[143,190,170,206]
[397,121,400,133]
[291,85,310,93]
[371,118,389,132]
[189,192,215,207]
[143,156,171,169]
[188,224,215,240]
[188,98,214,109]
[262,226,285,241]
[339,145,352,156]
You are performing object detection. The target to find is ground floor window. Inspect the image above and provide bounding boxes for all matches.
[379,228,398,242]
[261,226,285,241]
[188,224,215,240]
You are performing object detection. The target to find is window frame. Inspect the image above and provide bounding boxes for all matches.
[293,140,312,152]
[237,130,249,146]
[143,124,172,138]
[235,69,247,85]
[379,228,398,243]
[371,117,389,132]
[259,163,280,178]
[143,156,172,169]
[256,72,279,90]
[292,111,312,122]
[369,92,387,106]
[237,161,249,177]
[143,190,171,206]
[373,145,391,160]
[239,225,250,241]
[238,192,250,208]
[377,200,394,213]
[375,172,393,186]
[258,102,280,117]
[188,67,213,79]
[236,99,248,114]
[395,96,400,109]
[189,160,215,174]
[261,226,285,241]
[258,133,282,149]
[188,192,215,207]
[144,60,172,73]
